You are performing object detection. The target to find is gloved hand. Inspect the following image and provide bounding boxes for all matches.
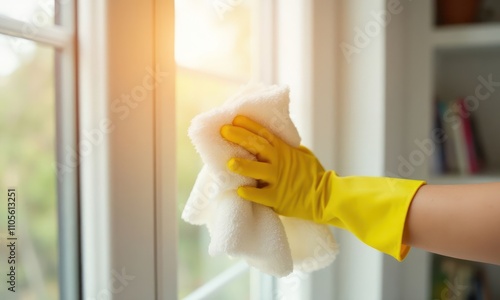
[220,115,426,261]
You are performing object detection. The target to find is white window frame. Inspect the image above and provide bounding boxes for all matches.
[0,3,80,299]
[1,1,176,299]
[77,0,176,299]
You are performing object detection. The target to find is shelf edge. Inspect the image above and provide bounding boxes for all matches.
[432,24,500,50]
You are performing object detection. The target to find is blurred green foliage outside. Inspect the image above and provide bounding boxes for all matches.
[0,36,59,300]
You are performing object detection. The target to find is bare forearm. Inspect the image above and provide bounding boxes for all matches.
[403,183,500,265]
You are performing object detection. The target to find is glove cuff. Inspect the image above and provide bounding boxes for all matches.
[323,175,425,261]
[388,178,425,261]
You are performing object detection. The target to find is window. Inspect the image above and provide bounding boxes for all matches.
[1,1,340,299]
[0,1,78,299]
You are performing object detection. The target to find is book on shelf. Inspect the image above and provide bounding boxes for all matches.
[433,98,484,175]
[458,99,480,173]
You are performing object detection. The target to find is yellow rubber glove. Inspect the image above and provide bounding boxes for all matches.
[220,115,426,261]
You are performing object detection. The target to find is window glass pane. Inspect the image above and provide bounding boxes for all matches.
[175,0,257,298]
[205,271,250,300]
[0,1,54,26]
[0,34,58,299]
[176,69,248,298]
[175,0,252,79]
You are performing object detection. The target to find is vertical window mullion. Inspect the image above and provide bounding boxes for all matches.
[154,0,177,298]
[55,0,80,299]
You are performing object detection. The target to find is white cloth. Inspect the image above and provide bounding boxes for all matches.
[182,84,338,277]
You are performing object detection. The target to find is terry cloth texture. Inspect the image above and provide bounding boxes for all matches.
[182,84,339,277]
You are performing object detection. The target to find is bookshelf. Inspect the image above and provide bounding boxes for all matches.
[433,44,500,178]
[402,1,500,298]
[425,2,500,181]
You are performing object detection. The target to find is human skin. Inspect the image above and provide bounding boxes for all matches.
[403,183,500,265]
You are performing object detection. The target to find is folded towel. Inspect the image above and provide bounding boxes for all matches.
[182,84,339,277]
